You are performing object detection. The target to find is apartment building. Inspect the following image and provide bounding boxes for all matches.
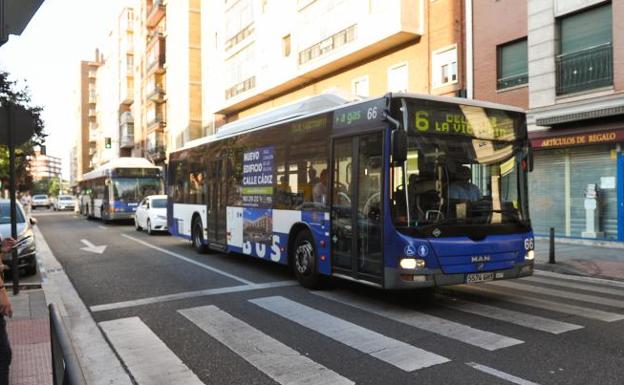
[201,0,467,131]
[124,0,203,162]
[472,0,624,241]
[29,149,62,181]
[77,51,104,178]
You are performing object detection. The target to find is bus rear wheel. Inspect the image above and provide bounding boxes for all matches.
[192,218,207,253]
[293,230,321,289]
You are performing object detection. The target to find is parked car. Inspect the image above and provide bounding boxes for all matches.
[53,195,76,211]
[0,200,37,276]
[134,195,168,235]
[31,194,51,209]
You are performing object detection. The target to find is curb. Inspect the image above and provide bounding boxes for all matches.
[535,262,624,283]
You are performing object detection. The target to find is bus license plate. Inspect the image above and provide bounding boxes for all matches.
[466,272,494,284]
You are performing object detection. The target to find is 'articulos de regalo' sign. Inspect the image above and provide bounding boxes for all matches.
[530,129,624,149]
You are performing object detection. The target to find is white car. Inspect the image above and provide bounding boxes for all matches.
[31,194,51,209]
[134,195,168,235]
[53,195,76,211]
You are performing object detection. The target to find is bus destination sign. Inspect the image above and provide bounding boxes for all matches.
[332,98,387,131]
[409,103,518,141]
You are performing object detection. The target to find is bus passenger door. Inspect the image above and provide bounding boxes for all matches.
[331,133,384,283]
[207,159,227,246]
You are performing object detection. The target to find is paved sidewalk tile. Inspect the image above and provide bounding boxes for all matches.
[6,290,53,385]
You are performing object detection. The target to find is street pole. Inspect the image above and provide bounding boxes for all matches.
[7,105,19,294]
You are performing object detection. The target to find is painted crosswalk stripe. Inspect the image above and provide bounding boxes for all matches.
[466,362,541,385]
[314,291,523,350]
[90,281,297,312]
[99,317,204,385]
[520,276,624,297]
[534,270,624,289]
[440,298,583,334]
[485,280,624,308]
[456,285,624,322]
[250,296,449,372]
[179,305,354,385]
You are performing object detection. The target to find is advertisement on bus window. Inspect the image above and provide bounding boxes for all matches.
[242,146,274,207]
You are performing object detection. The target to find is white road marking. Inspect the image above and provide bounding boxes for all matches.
[250,296,450,372]
[314,291,523,350]
[80,239,107,254]
[534,270,624,289]
[485,280,624,308]
[180,305,354,385]
[466,362,541,385]
[440,298,583,334]
[122,233,254,285]
[99,317,205,385]
[523,275,624,296]
[98,225,108,230]
[90,280,297,312]
[456,285,624,322]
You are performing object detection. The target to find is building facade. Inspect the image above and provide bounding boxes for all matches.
[473,0,624,241]
[29,149,62,181]
[77,51,104,179]
[201,0,467,130]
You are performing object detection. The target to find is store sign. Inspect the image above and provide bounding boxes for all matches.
[531,129,624,149]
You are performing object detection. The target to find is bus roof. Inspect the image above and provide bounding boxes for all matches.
[81,157,159,181]
[172,92,526,155]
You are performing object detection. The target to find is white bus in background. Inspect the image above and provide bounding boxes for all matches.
[78,157,164,221]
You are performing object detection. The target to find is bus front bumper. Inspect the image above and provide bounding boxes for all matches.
[107,211,136,220]
[384,261,534,290]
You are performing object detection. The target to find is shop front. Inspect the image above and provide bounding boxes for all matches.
[529,125,624,241]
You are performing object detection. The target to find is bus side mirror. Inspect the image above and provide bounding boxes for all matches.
[527,145,534,172]
[391,129,407,164]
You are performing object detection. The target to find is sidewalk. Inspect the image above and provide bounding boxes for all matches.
[534,237,624,282]
[6,289,52,385]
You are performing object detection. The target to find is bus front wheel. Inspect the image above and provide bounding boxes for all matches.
[192,218,207,253]
[293,230,321,289]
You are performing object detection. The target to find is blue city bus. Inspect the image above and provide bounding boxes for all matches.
[79,157,164,221]
[168,93,534,289]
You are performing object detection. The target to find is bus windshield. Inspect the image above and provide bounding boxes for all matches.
[392,100,530,235]
[113,177,163,202]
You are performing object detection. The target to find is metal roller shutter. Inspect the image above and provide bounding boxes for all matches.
[528,144,617,239]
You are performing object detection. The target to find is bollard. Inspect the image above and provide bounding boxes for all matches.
[548,227,556,264]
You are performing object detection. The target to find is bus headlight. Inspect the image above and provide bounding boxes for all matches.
[525,250,535,261]
[400,258,426,269]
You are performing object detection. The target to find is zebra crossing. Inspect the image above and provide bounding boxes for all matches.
[98,272,624,384]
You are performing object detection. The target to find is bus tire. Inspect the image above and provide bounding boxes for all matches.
[192,217,207,253]
[292,230,321,289]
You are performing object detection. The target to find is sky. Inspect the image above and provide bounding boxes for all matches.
[0,0,130,179]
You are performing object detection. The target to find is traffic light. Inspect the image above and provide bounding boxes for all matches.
[105,137,112,149]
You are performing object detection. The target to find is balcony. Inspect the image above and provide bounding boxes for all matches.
[146,36,166,75]
[145,145,166,161]
[497,72,528,90]
[147,86,166,103]
[147,116,166,132]
[146,0,165,29]
[120,112,134,149]
[556,43,613,95]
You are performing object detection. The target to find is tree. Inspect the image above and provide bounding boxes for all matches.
[0,71,46,193]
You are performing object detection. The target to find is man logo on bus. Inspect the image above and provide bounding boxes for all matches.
[417,245,429,257]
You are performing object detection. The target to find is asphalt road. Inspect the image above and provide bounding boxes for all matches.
[37,212,624,385]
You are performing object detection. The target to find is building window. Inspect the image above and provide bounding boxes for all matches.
[225,0,254,51]
[352,76,369,97]
[282,34,291,57]
[388,63,408,93]
[497,39,528,89]
[432,45,458,88]
[298,25,357,65]
[556,3,612,95]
